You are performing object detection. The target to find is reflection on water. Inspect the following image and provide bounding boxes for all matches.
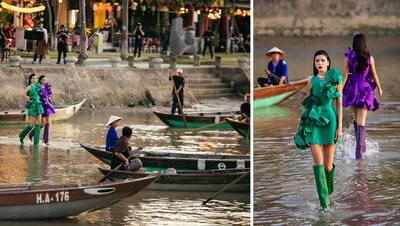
[0,105,249,225]
[254,36,400,224]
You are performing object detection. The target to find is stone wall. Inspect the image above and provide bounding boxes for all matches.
[0,66,249,110]
[254,0,400,36]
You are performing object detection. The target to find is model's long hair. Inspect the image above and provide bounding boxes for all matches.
[26,73,36,86]
[352,33,370,72]
[38,75,46,84]
[313,50,331,76]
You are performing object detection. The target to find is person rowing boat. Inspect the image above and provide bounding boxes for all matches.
[257,47,288,87]
[111,126,144,172]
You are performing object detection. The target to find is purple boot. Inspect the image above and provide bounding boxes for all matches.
[43,123,50,145]
[28,127,35,141]
[353,120,358,138]
[356,125,366,160]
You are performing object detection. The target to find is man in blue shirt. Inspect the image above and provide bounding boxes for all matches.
[257,47,288,87]
[105,115,122,152]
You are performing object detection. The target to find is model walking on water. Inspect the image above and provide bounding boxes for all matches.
[28,75,55,145]
[19,74,44,145]
[294,50,343,210]
[342,33,383,160]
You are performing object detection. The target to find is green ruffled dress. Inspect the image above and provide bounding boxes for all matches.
[26,82,44,117]
[294,68,342,149]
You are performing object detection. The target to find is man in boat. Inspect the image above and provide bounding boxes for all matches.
[105,115,122,152]
[240,93,251,122]
[169,68,185,115]
[257,47,288,87]
[111,126,143,172]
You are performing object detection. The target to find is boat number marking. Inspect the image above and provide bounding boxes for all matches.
[36,191,70,204]
[218,163,226,170]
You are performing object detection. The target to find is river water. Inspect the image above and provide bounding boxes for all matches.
[254,36,400,224]
[0,99,250,225]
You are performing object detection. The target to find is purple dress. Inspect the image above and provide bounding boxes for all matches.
[342,49,379,111]
[40,83,56,117]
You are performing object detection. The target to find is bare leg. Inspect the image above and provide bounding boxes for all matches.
[28,117,36,127]
[352,106,358,121]
[356,108,368,126]
[323,144,335,171]
[310,144,323,165]
[41,116,49,127]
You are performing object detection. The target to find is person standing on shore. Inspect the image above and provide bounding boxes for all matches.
[133,23,145,58]
[56,25,69,64]
[257,47,288,87]
[342,33,383,160]
[32,23,48,64]
[169,68,185,115]
[202,27,214,58]
[0,21,7,62]
[19,74,44,146]
[105,115,122,152]
[294,50,343,210]
[28,75,55,145]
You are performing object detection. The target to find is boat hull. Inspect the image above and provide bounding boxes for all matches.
[0,99,86,125]
[225,118,250,138]
[254,79,308,109]
[99,168,250,192]
[153,111,236,129]
[0,176,157,220]
[80,143,250,170]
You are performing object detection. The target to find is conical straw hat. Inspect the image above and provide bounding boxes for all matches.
[106,115,122,126]
[266,47,285,56]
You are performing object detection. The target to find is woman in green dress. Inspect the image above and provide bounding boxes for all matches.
[294,50,343,210]
[19,74,44,145]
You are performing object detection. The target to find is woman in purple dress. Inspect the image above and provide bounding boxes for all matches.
[29,75,55,145]
[342,34,383,160]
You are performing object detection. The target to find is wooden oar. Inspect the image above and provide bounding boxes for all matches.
[202,171,250,205]
[98,148,142,183]
[170,73,188,128]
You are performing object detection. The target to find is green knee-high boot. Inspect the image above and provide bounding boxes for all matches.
[313,164,330,210]
[33,124,41,145]
[326,164,335,196]
[19,125,32,144]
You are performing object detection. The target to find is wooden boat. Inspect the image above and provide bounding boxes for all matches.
[153,110,239,129]
[98,168,250,192]
[0,98,86,125]
[0,176,158,220]
[80,143,250,170]
[254,79,308,109]
[225,118,250,138]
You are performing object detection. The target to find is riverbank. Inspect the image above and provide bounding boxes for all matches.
[0,64,249,110]
[254,0,400,36]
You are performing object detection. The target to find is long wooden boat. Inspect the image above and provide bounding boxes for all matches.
[99,168,250,192]
[0,98,86,125]
[254,79,308,109]
[153,110,239,129]
[0,176,158,220]
[80,143,250,170]
[225,118,250,138]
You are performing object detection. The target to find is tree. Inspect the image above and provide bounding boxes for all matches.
[52,0,60,50]
[44,0,54,50]
[78,0,88,64]
[120,0,129,60]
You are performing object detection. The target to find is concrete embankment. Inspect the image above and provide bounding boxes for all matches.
[255,0,400,36]
[0,65,249,110]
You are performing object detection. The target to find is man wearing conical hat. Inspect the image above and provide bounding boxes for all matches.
[257,47,288,87]
[105,115,122,152]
